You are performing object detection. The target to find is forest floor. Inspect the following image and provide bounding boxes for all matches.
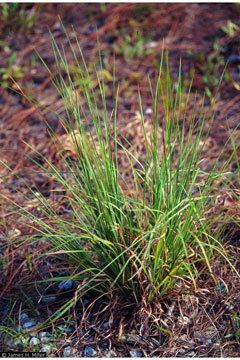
[0,3,240,357]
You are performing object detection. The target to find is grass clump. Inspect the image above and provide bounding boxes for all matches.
[8,33,238,318]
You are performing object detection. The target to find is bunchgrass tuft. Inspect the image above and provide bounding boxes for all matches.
[2,31,239,322]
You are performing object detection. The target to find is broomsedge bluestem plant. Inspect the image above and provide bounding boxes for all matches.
[1,33,238,323]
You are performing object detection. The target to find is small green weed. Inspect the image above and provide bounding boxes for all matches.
[0,4,36,31]
[0,52,25,89]
[232,312,240,341]
[116,33,150,61]
[133,5,153,20]
[198,41,231,100]
[221,20,240,37]
[225,312,240,341]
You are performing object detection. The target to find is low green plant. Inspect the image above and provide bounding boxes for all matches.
[2,32,238,322]
[225,312,240,341]
[0,52,25,89]
[221,20,240,37]
[199,42,231,100]
[0,4,36,31]
[116,33,150,61]
[232,312,240,341]
[133,5,153,20]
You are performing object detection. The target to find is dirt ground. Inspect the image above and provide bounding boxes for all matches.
[0,3,240,357]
